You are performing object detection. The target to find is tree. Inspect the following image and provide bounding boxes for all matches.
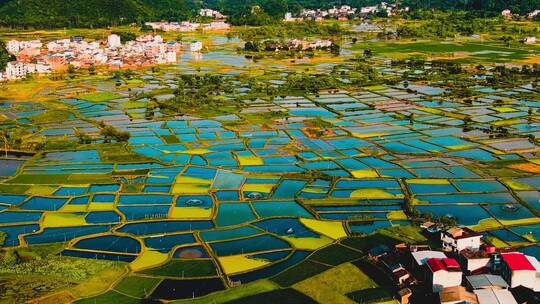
[0,130,8,158]
[140,23,154,32]
[330,43,340,55]
[261,0,288,18]
[88,64,96,75]
[363,49,372,58]
[67,64,76,75]
[111,31,136,43]
[100,125,130,142]
[75,130,92,144]
[115,130,131,142]
[0,40,15,70]
[0,231,5,247]
[500,35,513,47]
[100,126,117,143]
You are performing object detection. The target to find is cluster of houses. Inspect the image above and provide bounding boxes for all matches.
[369,225,540,304]
[199,8,225,19]
[145,8,229,32]
[500,9,538,44]
[502,9,540,19]
[0,34,200,81]
[261,39,334,52]
[284,2,408,22]
[144,20,230,33]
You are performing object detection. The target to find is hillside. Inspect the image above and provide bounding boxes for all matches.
[0,0,196,28]
[0,0,150,28]
[0,0,538,28]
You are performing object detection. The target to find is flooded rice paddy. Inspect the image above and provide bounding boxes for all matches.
[1,34,540,301]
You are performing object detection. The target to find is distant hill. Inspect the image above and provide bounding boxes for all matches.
[0,0,538,28]
[0,0,197,28]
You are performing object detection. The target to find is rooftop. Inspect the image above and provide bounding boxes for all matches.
[411,250,447,266]
[444,226,481,239]
[439,286,478,304]
[461,248,492,259]
[427,257,461,272]
[501,252,536,271]
[474,288,517,304]
[466,274,509,289]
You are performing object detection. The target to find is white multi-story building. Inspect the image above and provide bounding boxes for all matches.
[6,39,42,57]
[189,41,203,52]
[34,62,52,74]
[523,37,537,44]
[529,10,540,18]
[502,9,513,18]
[165,51,177,63]
[500,252,540,291]
[199,8,225,19]
[4,62,50,80]
[6,40,21,54]
[361,6,379,14]
[203,21,230,31]
[107,34,122,49]
[441,227,482,252]
[5,62,31,79]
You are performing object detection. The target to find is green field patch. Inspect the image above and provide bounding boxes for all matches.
[308,244,363,266]
[80,91,123,102]
[172,280,279,304]
[378,225,428,244]
[340,234,401,252]
[162,135,180,144]
[220,288,317,304]
[294,263,377,304]
[113,275,162,298]
[140,259,218,278]
[353,40,532,63]
[74,290,139,304]
[347,287,395,304]
[271,260,331,287]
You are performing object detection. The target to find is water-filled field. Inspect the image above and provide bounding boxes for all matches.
[1,32,540,302]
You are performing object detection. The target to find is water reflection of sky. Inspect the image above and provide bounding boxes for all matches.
[178,51,250,68]
[174,33,354,73]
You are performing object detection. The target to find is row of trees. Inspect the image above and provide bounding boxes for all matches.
[0,0,197,28]
[238,21,344,41]
[1,0,538,28]
[244,40,340,54]
[157,74,239,116]
[0,41,15,70]
[75,125,130,144]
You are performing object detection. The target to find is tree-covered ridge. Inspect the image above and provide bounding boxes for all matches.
[0,0,538,28]
[0,0,149,28]
[0,0,198,28]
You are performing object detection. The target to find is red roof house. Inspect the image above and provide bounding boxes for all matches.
[500,252,537,289]
[427,258,463,292]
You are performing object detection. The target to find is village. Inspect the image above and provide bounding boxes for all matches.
[144,8,230,32]
[0,34,206,81]
[144,20,230,32]
[368,223,540,304]
[0,8,230,81]
[284,2,540,23]
[284,2,409,22]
